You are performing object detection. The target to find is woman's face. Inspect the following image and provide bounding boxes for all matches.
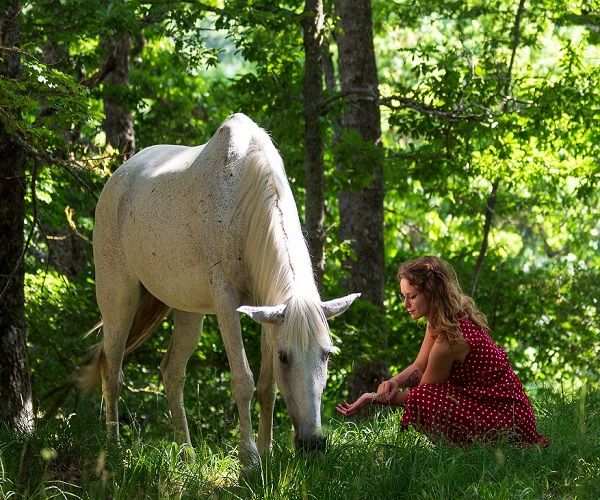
[400,278,429,320]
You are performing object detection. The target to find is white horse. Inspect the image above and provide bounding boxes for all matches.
[80,113,359,467]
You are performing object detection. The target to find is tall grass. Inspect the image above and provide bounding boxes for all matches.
[1,388,598,499]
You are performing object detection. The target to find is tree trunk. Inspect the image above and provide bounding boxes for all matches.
[0,0,34,433]
[103,32,135,161]
[322,42,342,142]
[334,0,384,306]
[302,0,326,288]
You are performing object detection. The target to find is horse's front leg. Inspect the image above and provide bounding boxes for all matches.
[213,287,260,469]
[257,326,275,456]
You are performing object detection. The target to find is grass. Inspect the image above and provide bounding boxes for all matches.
[1,388,599,499]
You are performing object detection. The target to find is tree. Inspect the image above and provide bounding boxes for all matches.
[102,32,136,161]
[334,0,384,306]
[0,0,34,433]
[302,0,326,287]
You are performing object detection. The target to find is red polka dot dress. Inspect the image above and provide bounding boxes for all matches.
[401,317,548,446]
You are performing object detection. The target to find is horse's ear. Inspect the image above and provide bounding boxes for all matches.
[237,304,286,324]
[321,293,361,319]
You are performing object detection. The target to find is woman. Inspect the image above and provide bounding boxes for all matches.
[336,256,548,446]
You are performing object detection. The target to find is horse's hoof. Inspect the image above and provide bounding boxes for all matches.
[239,443,261,473]
[295,434,327,453]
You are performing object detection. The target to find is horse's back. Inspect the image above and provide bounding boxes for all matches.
[98,112,261,213]
[98,144,204,201]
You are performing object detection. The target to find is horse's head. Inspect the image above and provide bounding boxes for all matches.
[238,293,360,451]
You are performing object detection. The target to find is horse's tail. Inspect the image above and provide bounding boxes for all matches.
[77,289,170,392]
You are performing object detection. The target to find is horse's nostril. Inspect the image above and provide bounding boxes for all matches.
[295,435,327,452]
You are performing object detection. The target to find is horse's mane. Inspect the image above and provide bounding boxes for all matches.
[234,127,329,351]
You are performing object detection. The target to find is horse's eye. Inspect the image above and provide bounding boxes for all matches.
[278,351,289,365]
[321,350,331,363]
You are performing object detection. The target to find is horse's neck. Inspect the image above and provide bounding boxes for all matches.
[243,189,318,307]
[233,130,319,307]
[250,219,318,306]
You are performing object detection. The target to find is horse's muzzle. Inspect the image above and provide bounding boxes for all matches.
[295,434,327,452]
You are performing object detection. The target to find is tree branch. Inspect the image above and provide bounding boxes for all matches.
[80,52,116,88]
[321,88,492,123]
[0,107,101,197]
[380,95,489,122]
[505,0,526,97]
[144,0,302,22]
[471,178,499,296]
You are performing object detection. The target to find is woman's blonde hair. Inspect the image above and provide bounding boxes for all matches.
[397,256,489,342]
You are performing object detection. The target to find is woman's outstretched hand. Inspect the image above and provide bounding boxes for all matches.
[336,392,377,417]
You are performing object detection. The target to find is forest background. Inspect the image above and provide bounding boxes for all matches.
[0,0,599,497]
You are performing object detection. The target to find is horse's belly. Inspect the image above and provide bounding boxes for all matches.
[123,221,217,313]
[132,258,216,313]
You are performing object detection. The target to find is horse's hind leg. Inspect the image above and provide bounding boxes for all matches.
[160,310,203,445]
[97,275,142,440]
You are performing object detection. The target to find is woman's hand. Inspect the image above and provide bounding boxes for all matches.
[376,378,399,402]
[336,392,377,417]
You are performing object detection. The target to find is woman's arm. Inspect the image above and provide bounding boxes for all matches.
[378,388,410,406]
[377,325,435,399]
[336,389,409,417]
[419,338,454,385]
[418,334,469,385]
[413,323,437,373]
[390,364,423,389]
